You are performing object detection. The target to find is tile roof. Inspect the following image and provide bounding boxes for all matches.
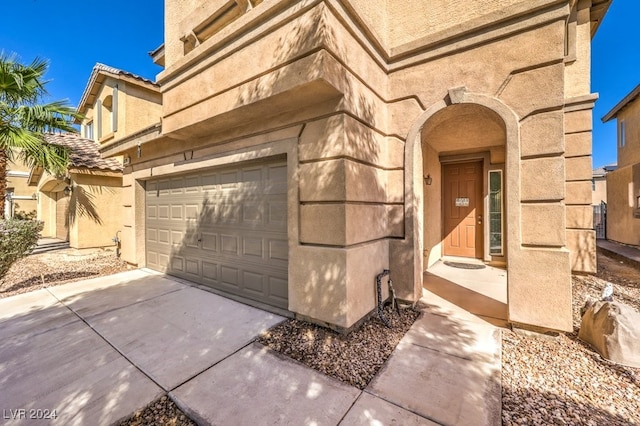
[76,62,159,115]
[44,133,123,172]
[592,163,618,178]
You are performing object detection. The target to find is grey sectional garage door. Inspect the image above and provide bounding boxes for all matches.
[145,158,288,309]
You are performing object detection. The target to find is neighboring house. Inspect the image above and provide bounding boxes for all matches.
[27,63,161,249]
[28,133,123,248]
[602,84,640,246]
[75,63,162,149]
[592,163,617,205]
[4,157,37,219]
[100,0,611,332]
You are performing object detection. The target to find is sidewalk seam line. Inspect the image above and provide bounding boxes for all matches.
[46,287,166,392]
[336,390,364,425]
[168,339,259,392]
[362,389,448,425]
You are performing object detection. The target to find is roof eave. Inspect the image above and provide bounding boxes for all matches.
[602,83,640,123]
[590,0,613,38]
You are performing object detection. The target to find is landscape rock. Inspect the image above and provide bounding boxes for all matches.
[578,300,640,368]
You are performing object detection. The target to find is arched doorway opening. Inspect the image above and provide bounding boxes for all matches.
[392,88,521,321]
[422,103,506,266]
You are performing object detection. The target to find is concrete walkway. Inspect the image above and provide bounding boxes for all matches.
[597,239,640,267]
[0,270,501,425]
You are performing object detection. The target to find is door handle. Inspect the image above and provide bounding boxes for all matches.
[478,215,482,225]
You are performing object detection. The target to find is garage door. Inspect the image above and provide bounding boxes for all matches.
[145,158,288,309]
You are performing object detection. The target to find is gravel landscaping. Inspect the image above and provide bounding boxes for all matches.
[259,306,420,389]
[0,248,129,298]
[502,248,640,426]
[115,396,195,426]
[3,244,639,425]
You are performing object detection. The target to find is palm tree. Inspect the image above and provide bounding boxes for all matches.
[0,54,82,218]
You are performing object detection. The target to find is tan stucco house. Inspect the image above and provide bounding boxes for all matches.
[602,84,640,247]
[28,63,162,249]
[100,0,611,332]
[5,158,37,219]
[29,134,123,248]
[592,164,616,206]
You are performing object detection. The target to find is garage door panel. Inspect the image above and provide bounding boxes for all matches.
[218,203,241,223]
[171,230,184,246]
[220,171,239,188]
[221,235,239,255]
[269,277,288,301]
[147,251,158,267]
[243,237,264,258]
[171,205,183,220]
[185,204,199,220]
[146,158,288,309]
[184,176,200,192]
[243,271,264,294]
[186,259,199,276]
[201,232,218,251]
[242,202,263,224]
[158,229,170,244]
[267,201,287,228]
[147,205,158,219]
[268,239,288,262]
[266,165,287,194]
[242,167,262,185]
[202,261,218,281]
[158,205,170,219]
[220,266,239,287]
[171,256,184,272]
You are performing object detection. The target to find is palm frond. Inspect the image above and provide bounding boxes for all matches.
[0,54,82,178]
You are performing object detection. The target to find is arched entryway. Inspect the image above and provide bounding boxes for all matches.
[391,87,520,320]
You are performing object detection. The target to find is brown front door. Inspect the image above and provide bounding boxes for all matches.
[443,161,483,258]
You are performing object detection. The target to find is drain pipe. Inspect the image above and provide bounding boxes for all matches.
[376,269,393,328]
[112,230,122,258]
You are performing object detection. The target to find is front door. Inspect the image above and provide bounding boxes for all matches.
[443,161,483,258]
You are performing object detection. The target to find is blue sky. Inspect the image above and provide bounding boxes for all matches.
[592,0,639,168]
[0,0,164,105]
[0,0,635,168]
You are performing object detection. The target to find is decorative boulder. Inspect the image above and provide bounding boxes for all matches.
[578,300,640,368]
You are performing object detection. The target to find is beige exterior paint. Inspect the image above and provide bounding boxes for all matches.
[603,84,640,246]
[103,0,610,332]
[5,158,37,218]
[77,65,162,150]
[35,170,123,248]
[592,176,607,205]
[28,64,163,249]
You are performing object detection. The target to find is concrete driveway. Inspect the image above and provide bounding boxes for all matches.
[0,269,501,425]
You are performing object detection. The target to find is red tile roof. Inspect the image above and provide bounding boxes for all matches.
[44,133,123,172]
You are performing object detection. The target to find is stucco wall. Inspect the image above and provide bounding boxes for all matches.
[607,166,640,246]
[68,173,123,249]
[81,76,161,145]
[138,0,598,331]
[615,95,640,169]
[592,177,607,205]
[6,159,37,217]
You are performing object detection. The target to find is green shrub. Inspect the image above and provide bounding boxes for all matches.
[13,209,37,221]
[0,219,44,277]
